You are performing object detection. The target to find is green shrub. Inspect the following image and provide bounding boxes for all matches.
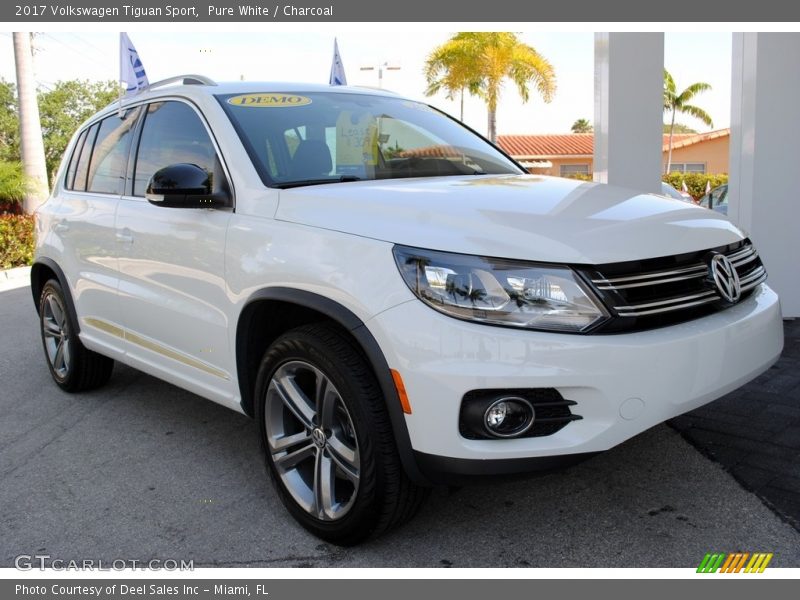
[0,214,34,268]
[0,161,27,206]
[562,173,593,182]
[662,172,728,200]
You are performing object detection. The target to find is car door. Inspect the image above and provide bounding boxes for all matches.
[115,99,236,402]
[54,108,141,358]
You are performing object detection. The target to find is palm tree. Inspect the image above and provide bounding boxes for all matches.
[425,33,556,143]
[424,41,481,122]
[663,69,713,173]
[571,118,592,133]
[12,32,48,214]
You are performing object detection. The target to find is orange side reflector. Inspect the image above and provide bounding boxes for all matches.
[390,369,412,414]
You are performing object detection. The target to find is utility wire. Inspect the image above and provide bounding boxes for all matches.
[41,33,98,65]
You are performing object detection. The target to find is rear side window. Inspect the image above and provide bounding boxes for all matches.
[71,123,99,192]
[133,101,217,196]
[86,108,141,194]
[64,128,88,190]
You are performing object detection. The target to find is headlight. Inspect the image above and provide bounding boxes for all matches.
[393,245,609,333]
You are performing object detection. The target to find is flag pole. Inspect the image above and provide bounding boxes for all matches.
[118,33,124,117]
[119,32,149,116]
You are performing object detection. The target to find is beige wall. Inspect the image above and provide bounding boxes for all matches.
[529,157,593,177]
[525,136,730,177]
[664,136,729,174]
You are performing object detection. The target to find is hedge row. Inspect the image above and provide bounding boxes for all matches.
[0,214,34,269]
[662,172,728,199]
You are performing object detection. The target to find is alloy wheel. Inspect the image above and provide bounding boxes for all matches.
[42,291,71,379]
[265,360,360,521]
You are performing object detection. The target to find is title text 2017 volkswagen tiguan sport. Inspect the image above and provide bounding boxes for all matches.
[32,77,783,544]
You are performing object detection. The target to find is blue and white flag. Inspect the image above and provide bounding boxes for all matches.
[329,38,347,86]
[120,32,149,96]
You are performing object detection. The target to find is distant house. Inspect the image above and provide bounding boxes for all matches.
[496,129,731,177]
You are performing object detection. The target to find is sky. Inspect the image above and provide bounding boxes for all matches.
[0,31,732,137]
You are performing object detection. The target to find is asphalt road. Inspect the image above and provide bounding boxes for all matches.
[1,283,799,568]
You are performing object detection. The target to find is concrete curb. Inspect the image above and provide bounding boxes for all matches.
[0,265,31,292]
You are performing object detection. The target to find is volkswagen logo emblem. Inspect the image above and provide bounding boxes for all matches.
[311,427,327,449]
[709,253,741,303]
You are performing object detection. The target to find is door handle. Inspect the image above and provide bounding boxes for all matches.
[115,229,134,244]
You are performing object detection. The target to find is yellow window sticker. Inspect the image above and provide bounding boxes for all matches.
[227,94,312,107]
[336,112,379,168]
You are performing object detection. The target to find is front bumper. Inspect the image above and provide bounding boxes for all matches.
[367,284,783,476]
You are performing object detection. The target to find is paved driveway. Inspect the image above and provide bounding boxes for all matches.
[1,283,799,568]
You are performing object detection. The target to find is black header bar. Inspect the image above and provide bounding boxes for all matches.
[4,0,800,22]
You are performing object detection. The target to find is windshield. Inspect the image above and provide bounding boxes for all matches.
[217,91,523,188]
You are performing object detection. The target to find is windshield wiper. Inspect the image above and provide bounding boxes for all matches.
[274,175,362,189]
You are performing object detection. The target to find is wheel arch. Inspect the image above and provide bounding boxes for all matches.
[31,258,80,333]
[235,287,429,485]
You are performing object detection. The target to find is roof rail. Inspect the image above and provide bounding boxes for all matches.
[147,74,217,90]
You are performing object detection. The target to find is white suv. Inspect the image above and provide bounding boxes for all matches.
[32,76,784,544]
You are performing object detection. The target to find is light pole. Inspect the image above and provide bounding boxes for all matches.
[359,62,401,88]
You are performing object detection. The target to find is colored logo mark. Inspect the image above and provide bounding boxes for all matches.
[697,552,773,573]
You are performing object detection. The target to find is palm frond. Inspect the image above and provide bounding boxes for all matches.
[677,82,712,103]
[679,104,714,128]
[663,70,713,126]
[663,69,676,94]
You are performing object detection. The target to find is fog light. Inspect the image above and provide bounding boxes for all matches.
[486,401,508,427]
[483,397,535,438]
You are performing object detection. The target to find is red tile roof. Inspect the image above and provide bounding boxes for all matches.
[666,128,730,151]
[496,129,730,158]
[399,144,461,158]
[497,133,594,157]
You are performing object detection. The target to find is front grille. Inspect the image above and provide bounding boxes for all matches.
[459,388,582,440]
[579,239,766,333]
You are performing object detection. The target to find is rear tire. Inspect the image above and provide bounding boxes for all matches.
[39,279,114,392]
[254,322,427,545]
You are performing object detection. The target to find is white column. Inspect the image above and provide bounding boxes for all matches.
[593,33,664,193]
[729,33,800,317]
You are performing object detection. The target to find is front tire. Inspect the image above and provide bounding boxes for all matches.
[39,279,114,392]
[254,323,426,545]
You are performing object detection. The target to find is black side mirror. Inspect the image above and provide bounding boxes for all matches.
[145,163,231,209]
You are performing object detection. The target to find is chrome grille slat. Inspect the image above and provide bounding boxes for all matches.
[595,270,707,290]
[740,266,765,284]
[613,290,719,312]
[591,264,707,285]
[732,251,759,268]
[593,244,761,292]
[587,241,766,327]
[615,296,721,318]
[739,266,767,287]
[727,245,755,262]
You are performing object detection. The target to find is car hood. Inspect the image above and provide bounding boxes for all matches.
[275,174,744,264]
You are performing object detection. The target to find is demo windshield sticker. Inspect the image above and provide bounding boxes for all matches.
[227,94,312,107]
